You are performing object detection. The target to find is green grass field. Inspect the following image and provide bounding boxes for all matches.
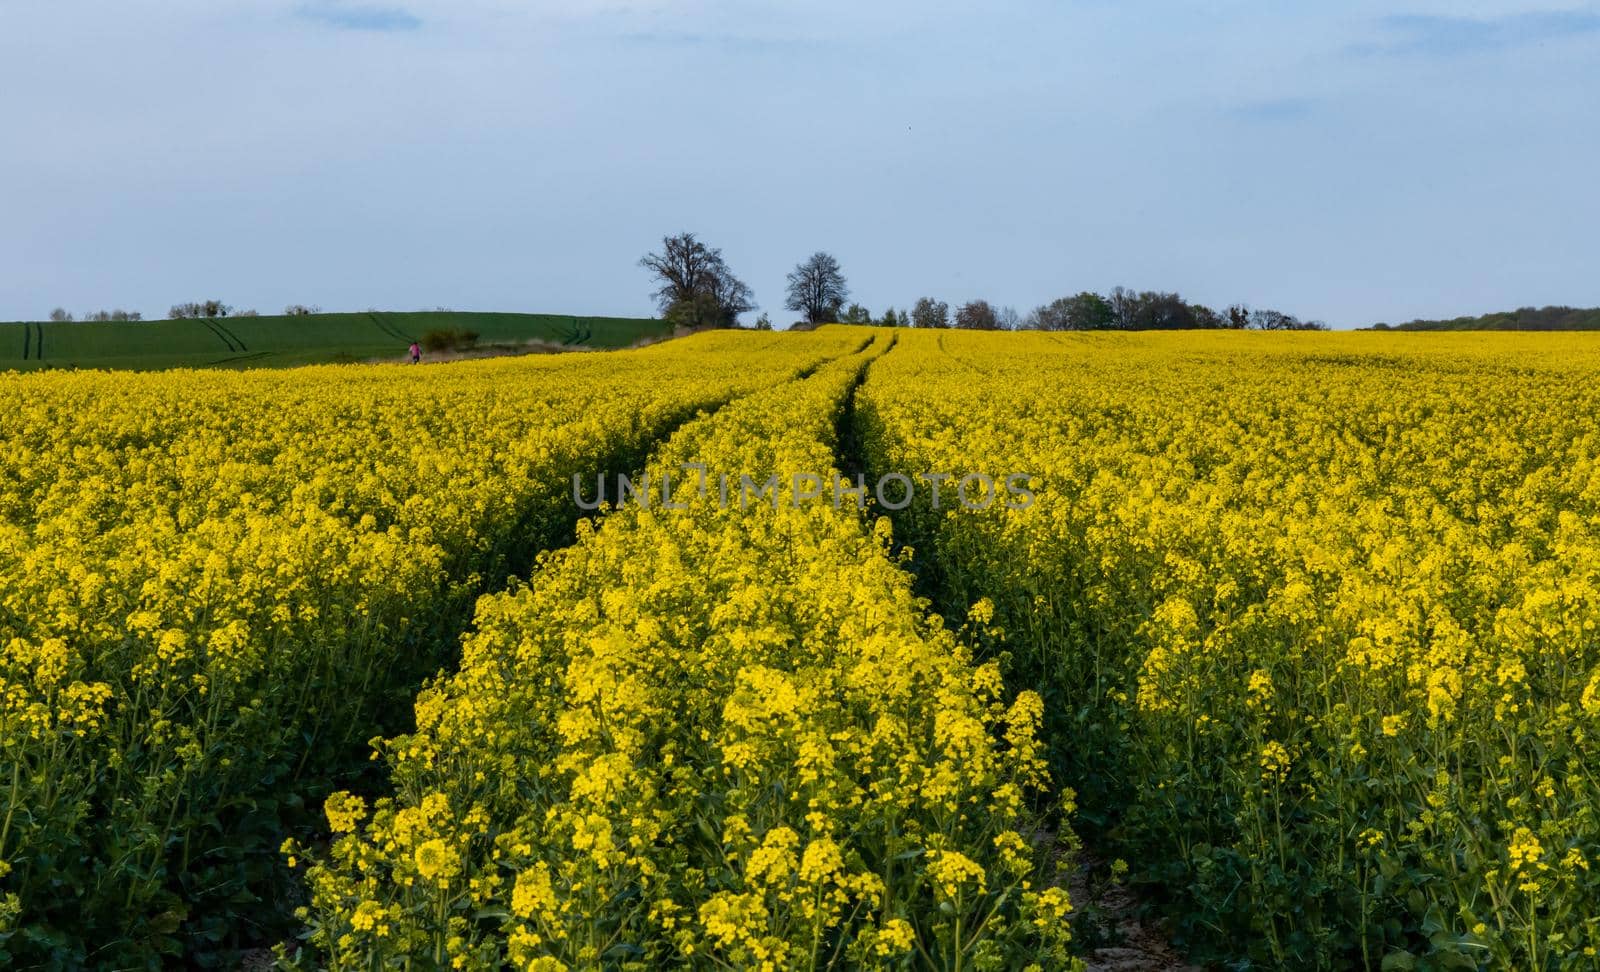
[0,311,671,371]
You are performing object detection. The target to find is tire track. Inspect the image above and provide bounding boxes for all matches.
[365,313,401,344]
[213,319,248,351]
[23,322,32,361]
[208,351,273,367]
[830,331,897,491]
[201,318,239,352]
[311,340,862,777]
[367,312,413,344]
[936,330,985,372]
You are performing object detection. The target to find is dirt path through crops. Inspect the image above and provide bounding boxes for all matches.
[1068,853,1203,972]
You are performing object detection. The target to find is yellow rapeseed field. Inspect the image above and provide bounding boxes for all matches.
[291,335,1079,970]
[858,329,1600,969]
[7,325,1596,970]
[0,330,854,965]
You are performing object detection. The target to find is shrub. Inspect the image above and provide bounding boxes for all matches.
[421,327,480,353]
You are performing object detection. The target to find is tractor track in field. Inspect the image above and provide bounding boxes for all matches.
[208,351,274,367]
[560,317,594,345]
[935,332,989,373]
[315,338,863,752]
[307,340,864,780]
[832,331,895,485]
[367,312,413,344]
[256,339,871,969]
[213,318,248,351]
[235,347,865,966]
[840,337,1199,972]
[201,318,240,352]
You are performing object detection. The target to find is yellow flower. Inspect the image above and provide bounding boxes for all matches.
[414,839,458,883]
[324,791,367,834]
[349,900,387,932]
[1246,669,1273,708]
[1508,827,1544,873]
[746,827,800,887]
[511,864,558,921]
[874,918,916,956]
[969,598,995,625]
[927,850,987,902]
[798,838,844,886]
[1259,741,1292,781]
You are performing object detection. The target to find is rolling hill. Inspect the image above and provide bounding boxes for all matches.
[0,310,671,371]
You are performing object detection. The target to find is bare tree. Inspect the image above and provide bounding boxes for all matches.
[48,308,73,322]
[1249,308,1300,330]
[640,232,755,328]
[910,297,949,329]
[701,264,756,327]
[1106,289,1200,329]
[1247,308,1326,330]
[1108,286,1140,329]
[284,304,321,316]
[641,232,719,309]
[997,305,1021,331]
[954,300,1000,330]
[785,252,850,325]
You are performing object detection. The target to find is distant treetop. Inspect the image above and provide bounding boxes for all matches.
[170,300,232,319]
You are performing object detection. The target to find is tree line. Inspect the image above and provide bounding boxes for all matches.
[1371,305,1600,331]
[42,302,330,322]
[640,232,1326,332]
[169,301,327,319]
[40,236,1327,332]
[50,307,143,322]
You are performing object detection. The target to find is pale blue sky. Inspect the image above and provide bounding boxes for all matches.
[1,1,1596,327]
